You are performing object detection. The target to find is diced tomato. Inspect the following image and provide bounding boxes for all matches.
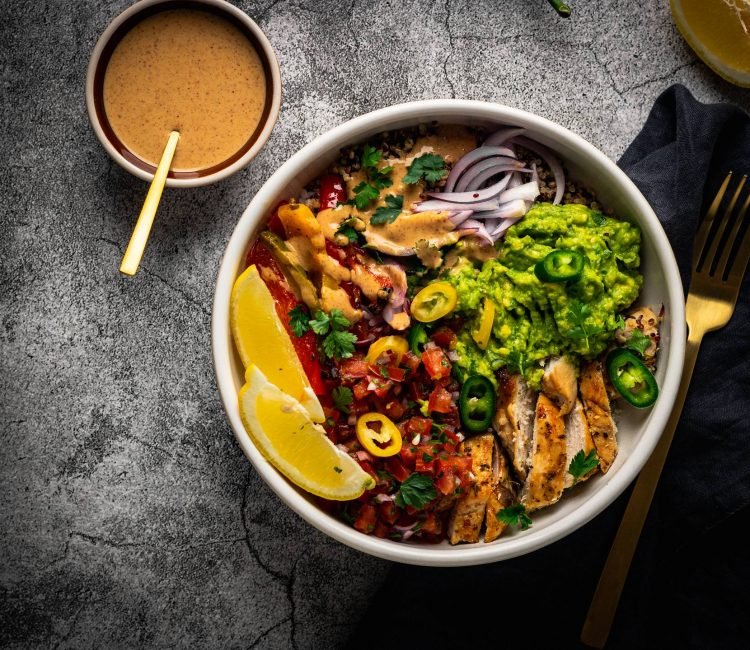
[428,386,453,414]
[383,399,405,421]
[318,174,347,211]
[402,351,422,372]
[431,326,457,349]
[354,504,377,534]
[325,239,347,262]
[370,378,393,399]
[405,417,432,438]
[435,473,457,496]
[399,444,418,469]
[421,346,452,381]
[352,379,370,402]
[379,501,399,525]
[420,513,442,535]
[385,366,406,382]
[415,452,435,475]
[385,458,411,483]
[373,520,391,538]
[340,280,361,305]
[266,201,288,237]
[340,357,370,380]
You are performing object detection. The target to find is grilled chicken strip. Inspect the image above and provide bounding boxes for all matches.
[493,371,536,481]
[542,356,577,416]
[563,399,597,489]
[448,433,495,545]
[484,439,516,542]
[579,361,618,473]
[521,394,567,512]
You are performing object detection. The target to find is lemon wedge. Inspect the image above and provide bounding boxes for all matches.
[230,264,324,422]
[239,366,375,500]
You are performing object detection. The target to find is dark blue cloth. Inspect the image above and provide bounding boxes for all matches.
[348,86,750,650]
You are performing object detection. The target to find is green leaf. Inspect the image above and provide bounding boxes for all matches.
[395,473,437,510]
[624,329,651,357]
[370,194,404,226]
[496,503,532,530]
[335,217,359,244]
[614,314,627,330]
[507,350,527,376]
[288,306,310,337]
[568,449,599,485]
[403,153,447,185]
[591,212,607,226]
[565,300,604,349]
[322,330,357,360]
[328,308,351,331]
[333,466,343,474]
[352,182,380,211]
[370,166,394,190]
[422,453,433,463]
[309,310,331,335]
[332,386,353,414]
[361,144,381,169]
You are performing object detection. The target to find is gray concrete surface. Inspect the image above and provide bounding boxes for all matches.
[1,0,748,647]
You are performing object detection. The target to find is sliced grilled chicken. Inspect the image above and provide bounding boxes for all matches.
[563,399,597,489]
[541,356,577,416]
[484,439,516,542]
[448,433,495,545]
[615,305,663,370]
[579,360,618,473]
[492,370,536,481]
[521,394,567,512]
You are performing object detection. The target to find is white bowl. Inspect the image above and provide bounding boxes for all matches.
[212,100,686,567]
[86,0,281,188]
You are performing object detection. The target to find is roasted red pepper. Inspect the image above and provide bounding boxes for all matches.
[318,174,347,211]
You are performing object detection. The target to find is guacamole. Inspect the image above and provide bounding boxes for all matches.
[445,203,643,387]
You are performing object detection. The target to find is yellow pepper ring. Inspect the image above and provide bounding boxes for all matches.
[410,282,458,323]
[472,297,496,351]
[356,413,403,458]
[366,335,409,365]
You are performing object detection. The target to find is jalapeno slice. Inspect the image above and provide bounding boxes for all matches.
[606,348,659,408]
[458,375,496,433]
[410,282,458,322]
[534,249,584,283]
[408,323,430,355]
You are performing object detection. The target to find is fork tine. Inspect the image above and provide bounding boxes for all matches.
[717,188,750,279]
[727,196,750,284]
[695,172,732,269]
[704,175,746,275]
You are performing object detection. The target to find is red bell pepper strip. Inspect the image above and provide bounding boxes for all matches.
[318,174,347,211]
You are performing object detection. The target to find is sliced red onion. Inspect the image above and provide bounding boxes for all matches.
[509,136,565,204]
[354,334,376,347]
[355,450,374,463]
[498,181,540,204]
[414,198,499,213]
[448,210,473,227]
[426,173,511,204]
[484,126,526,147]
[490,218,516,237]
[459,219,493,245]
[463,202,526,220]
[374,493,395,504]
[507,170,523,189]
[444,146,517,192]
[463,165,532,192]
[454,157,524,192]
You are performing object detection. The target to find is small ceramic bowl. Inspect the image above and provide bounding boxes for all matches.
[212,100,686,567]
[86,0,281,187]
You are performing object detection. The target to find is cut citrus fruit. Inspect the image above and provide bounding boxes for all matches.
[671,0,750,87]
[230,264,324,422]
[239,366,375,500]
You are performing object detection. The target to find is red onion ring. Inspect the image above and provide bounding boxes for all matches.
[414,198,499,212]
[448,210,474,227]
[454,157,524,192]
[444,146,517,192]
[509,136,565,204]
[498,181,540,204]
[426,173,512,204]
[484,126,527,147]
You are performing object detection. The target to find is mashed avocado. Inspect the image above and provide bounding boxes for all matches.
[445,203,642,387]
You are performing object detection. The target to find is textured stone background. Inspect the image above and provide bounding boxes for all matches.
[1,1,748,648]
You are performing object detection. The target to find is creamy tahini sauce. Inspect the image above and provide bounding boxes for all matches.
[103,9,266,171]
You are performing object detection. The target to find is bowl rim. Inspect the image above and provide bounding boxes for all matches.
[85,0,282,188]
[212,99,686,567]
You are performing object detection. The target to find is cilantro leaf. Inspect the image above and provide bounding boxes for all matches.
[496,503,533,530]
[288,306,310,337]
[370,166,394,190]
[335,217,359,244]
[565,300,604,350]
[322,330,356,360]
[309,310,331,335]
[332,386,353,414]
[395,473,437,510]
[403,153,447,185]
[568,449,599,485]
[614,314,627,330]
[592,212,607,226]
[361,144,381,169]
[328,308,351,332]
[507,350,527,376]
[370,194,404,226]
[333,466,343,474]
[352,181,380,210]
[624,329,651,357]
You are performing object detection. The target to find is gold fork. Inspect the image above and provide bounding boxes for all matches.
[581,172,750,648]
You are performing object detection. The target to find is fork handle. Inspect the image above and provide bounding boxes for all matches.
[581,332,702,648]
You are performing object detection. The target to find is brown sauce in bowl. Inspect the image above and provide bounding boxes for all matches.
[102,8,267,172]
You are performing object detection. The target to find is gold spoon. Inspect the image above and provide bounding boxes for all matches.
[119,130,180,276]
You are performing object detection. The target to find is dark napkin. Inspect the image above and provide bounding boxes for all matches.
[348,86,750,650]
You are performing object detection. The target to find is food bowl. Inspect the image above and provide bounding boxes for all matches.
[86,0,281,188]
[212,100,685,567]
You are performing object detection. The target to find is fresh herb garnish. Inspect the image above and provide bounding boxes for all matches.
[335,217,360,244]
[624,330,651,357]
[395,473,438,510]
[350,144,394,210]
[614,314,627,330]
[507,350,527,376]
[332,386,353,414]
[496,503,533,530]
[568,449,599,485]
[403,153,447,185]
[565,300,605,350]
[333,466,343,474]
[309,309,357,360]
[591,212,607,226]
[351,181,380,210]
[422,453,433,463]
[361,143,381,169]
[288,306,310,337]
[370,194,404,226]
